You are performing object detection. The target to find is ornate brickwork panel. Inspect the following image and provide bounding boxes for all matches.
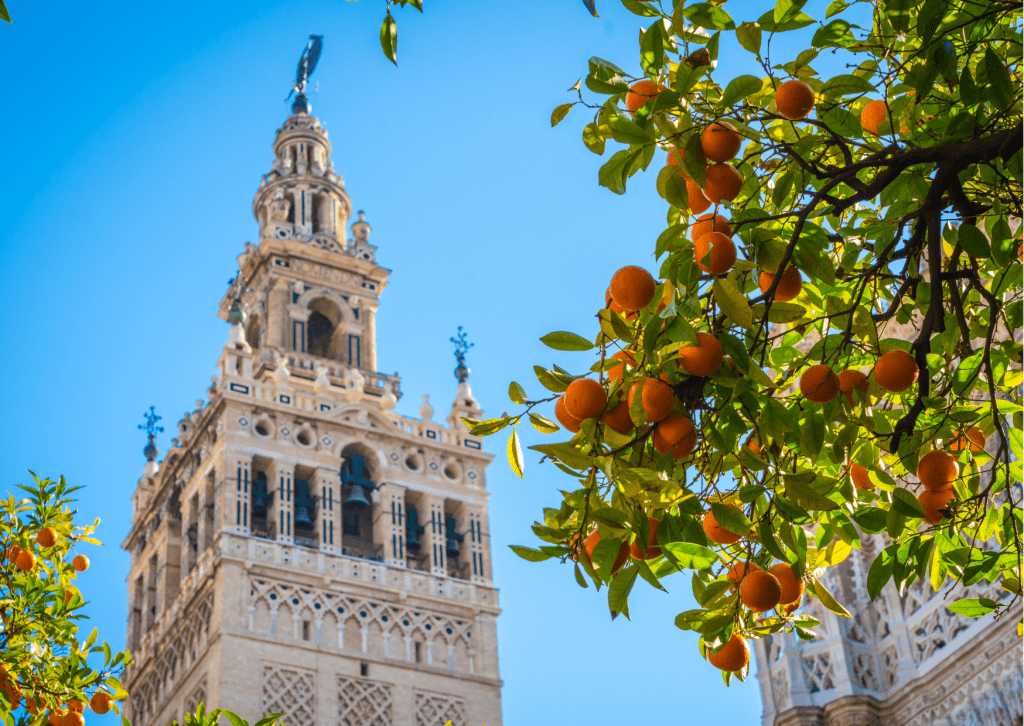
[184,678,206,715]
[414,691,467,726]
[262,665,315,726]
[338,677,392,726]
[801,654,835,693]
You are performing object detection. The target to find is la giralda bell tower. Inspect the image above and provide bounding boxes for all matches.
[121,42,502,726]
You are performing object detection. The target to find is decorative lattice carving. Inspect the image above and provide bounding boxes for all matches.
[414,691,467,726]
[880,643,899,690]
[771,665,790,708]
[802,654,835,693]
[338,677,392,726]
[851,651,878,691]
[184,678,207,715]
[262,665,315,726]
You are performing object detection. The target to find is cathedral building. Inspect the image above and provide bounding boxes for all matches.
[121,87,502,726]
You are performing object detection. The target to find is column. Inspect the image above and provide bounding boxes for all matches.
[275,461,294,545]
[179,497,194,578]
[317,467,340,555]
[464,504,490,585]
[425,495,446,577]
[372,483,406,567]
[364,304,378,371]
[266,278,290,351]
[227,455,251,535]
[197,473,211,553]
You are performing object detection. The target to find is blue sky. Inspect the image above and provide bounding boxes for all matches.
[0,1,849,723]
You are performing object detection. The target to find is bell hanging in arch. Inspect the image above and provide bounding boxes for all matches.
[294,502,313,527]
[341,455,376,510]
[406,507,425,550]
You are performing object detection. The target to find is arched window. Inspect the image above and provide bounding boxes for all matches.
[307,311,334,357]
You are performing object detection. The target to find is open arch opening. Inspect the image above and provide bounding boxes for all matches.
[307,298,344,359]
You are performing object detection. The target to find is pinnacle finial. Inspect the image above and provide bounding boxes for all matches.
[451,326,474,383]
[138,406,164,461]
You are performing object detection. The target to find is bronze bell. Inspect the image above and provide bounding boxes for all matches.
[341,455,375,510]
[406,507,425,550]
[445,516,463,558]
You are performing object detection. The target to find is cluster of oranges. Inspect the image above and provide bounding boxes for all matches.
[798,348,920,406]
[0,669,111,724]
[4,529,90,576]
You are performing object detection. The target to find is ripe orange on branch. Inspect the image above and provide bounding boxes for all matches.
[950,426,986,452]
[774,80,816,120]
[702,163,743,203]
[555,396,582,433]
[686,177,712,214]
[90,693,112,716]
[630,517,662,559]
[861,99,889,135]
[602,398,634,435]
[653,414,696,454]
[874,349,918,392]
[917,450,959,491]
[609,266,656,312]
[16,551,36,572]
[800,364,840,403]
[61,711,85,726]
[37,527,57,548]
[708,634,750,672]
[73,555,89,572]
[607,350,636,383]
[628,377,675,423]
[702,503,743,545]
[918,488,956,524]
[768,562,804,606]
[758,267,803,302]
[677,332,724,377]
[727,560,762,590]
[838,369,868,406]
[849,463,873,490]
[625,79,665,113]
[583,529,629,574]
[667,147,686,170]
[740,570,782,612]
[701,122,742,162]
[563,378,607,420]
[694,231,737,275]
[690,213,732,243]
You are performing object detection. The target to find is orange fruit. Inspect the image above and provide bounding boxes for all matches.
[37,527,57,548]
[602,398,635,435]
[758,267,802,302]
[2,681,22,709]
[950,426,986,452]
[609,266,656,313]
[746,437,762,457]
[768,562,804,605]
[667,147,686,171]
[672,429,698,459]
[48,711,64,726]
[693,232,737,276]
[16,550,36,572]
[685,177,711,214]
[604,286,624,315]
[89,693,112,716]
[785,595,802,615]
[702,163,743,203]
[917,450,958,491]
[607,350,636,383]
[740,570,782,612]
[5,545,21,564]
[62,711,85,726]
[850,463,873,490]
[583,529,629,574]
[861,99,889,135]
[67,701,86,713]
[727,560,762,590]
[27,695,43,715]
[653,414,695,454]
[626,79,664,113]
[555,395,583,433]
[701,122,742,162]
[838,370,868,406]
[690,213,732,244]
[702,503,743,545]
[874,349,918,392]
[918,488,956,525]
[708,634,750,672]
[774,79,816,120]
[800,364,840,403]
[628,378,675,423]
[563,378,607,420]
[678,332,724,377]
[64,587,79,604]
[629,517,662,559]
[73,555,90,572]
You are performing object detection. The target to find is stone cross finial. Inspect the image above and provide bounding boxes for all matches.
[138,406,164,462]
[451,326,473,383]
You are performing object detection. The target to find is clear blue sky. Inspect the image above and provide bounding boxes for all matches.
[0,1,845,723]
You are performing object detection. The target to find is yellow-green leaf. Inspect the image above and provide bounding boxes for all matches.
[507,428,524,478]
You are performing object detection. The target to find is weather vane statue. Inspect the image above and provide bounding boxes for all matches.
[451,326,474,383]
[287,34,323,114]
[138,406,164,462]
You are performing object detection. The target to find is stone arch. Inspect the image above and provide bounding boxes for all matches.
[245,313,262,349]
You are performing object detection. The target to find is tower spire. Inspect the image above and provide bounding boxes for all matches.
[451,326,473,383]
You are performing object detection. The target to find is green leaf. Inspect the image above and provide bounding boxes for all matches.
[826,0,851,17]
[750,302,807,324]
[528,413,559,434]
[721,75,763,108]
[574,563,590,588]
[598,149,637,195]
[784,474,839,511]
[221,711,247,726]
[711,502,752,536]
[507,428,524,479]
[661,542,719,569]
[621,0,660,16]
[713,279,753,329]
[958,223,991,259]
[867,545,895,600]
[608,116,656,145]
[0,1,10,23]
[946,597,998,618]
[736,22,761,55]
[821,74,876,97]
[466,417,511,436]
[757,8,813,31]
[811,578,852,617]
[640,19,666,75]
[683,132,707,186]
[774,0,809,25]
[379,15,398,66]
[682,3,736,31]
[530,442,595,470]
[952,351,984,396]
[540,331,594,351]
[509,545,553,562]
[509,381,528,404]
[583,122,606,155]
[551,103,574,127]
[983,47,1014,110]
[812,19,855,48]
[885,0,913,32]
[608,565,640,618]
[892,487,927,518]
[534,365,572,393]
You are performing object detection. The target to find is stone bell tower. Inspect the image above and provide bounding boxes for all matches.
[121,47,502,726]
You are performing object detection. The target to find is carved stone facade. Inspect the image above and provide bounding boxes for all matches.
[756,538,1022,726]
[122,100,502,726]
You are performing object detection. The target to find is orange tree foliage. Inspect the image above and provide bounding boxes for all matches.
[462,0,1023,681]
